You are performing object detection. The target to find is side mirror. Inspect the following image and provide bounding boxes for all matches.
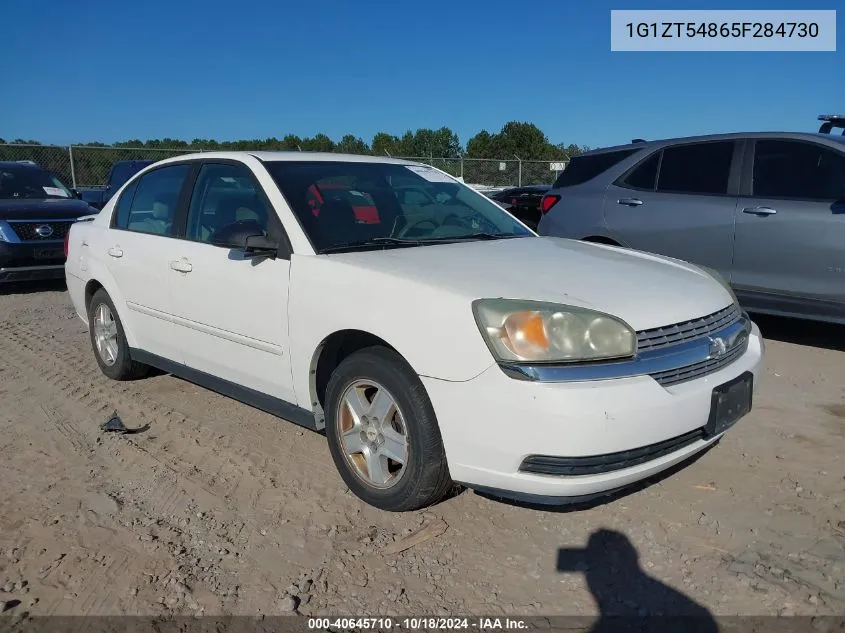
[242,233,279,259]
[71,188,83,199]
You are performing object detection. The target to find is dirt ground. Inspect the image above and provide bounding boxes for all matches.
[0,281,843,620]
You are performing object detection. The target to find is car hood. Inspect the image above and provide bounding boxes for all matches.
[326,236,735,331]
[0,198,96,220]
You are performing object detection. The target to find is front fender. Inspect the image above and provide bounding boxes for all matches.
[288,256,496,408]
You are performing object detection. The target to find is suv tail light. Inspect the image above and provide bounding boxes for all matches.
[63,231,70,257]
[540,194,561,214]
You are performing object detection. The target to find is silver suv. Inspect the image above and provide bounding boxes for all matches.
[537,117,845,325]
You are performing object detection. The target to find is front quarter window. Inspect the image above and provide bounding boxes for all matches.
[266,161,533,252]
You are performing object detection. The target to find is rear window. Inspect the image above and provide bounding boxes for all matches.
[552,149,638,188]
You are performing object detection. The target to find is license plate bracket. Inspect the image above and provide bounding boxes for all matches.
[34,248,63,260]
[705,371,753,437]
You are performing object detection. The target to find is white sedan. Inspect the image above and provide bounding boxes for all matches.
[65,152,764,511]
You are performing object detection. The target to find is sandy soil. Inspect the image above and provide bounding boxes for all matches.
[0,282,843,620]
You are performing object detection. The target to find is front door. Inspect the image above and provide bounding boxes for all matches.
[166,161,297,404]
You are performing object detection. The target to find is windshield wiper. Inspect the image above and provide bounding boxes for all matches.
[318,233,527,254]
[433,232,526,241]
[319,237,425,253]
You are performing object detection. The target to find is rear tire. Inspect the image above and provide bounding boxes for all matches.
[325,346,452,511]
[87,289,149,381]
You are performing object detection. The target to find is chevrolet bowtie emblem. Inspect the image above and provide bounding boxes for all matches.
[708,336,728,358]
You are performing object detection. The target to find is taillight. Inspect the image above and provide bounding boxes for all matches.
[540,194,561,214]
[63,231,70,257]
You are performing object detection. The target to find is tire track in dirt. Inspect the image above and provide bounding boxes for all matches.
[0,320,361,613]
[3,320,325,506]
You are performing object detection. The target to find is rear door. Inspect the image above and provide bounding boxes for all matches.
[732,138,845,316]
[105,163,193,362]
[603,140,742,278]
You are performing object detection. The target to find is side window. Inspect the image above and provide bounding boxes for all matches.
[753,140,845,200]
[552,149,638,188]
[113,179,138,229]
[657,142,734,195]
[186,163,272,245]
[620,151,660,191]
[124,165,191,236]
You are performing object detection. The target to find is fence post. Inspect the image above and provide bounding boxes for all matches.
[460,156,464,179]
[514,155,522,187]
[68,146,77,189]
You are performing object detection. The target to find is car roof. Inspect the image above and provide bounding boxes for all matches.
[153,151,419,166]
[581,131,844,156]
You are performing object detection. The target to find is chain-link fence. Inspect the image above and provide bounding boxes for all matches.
[0,144,567,189]
[395,156,565,187]
[70,146,195,187]
[0,144,74,188]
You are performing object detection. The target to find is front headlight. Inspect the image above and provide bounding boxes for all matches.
[698,266,738,306]
[472,299,636,363]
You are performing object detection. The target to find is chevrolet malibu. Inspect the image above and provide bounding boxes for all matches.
[65,152,765,511]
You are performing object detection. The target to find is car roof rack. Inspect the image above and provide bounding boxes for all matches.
[817,114,845,135]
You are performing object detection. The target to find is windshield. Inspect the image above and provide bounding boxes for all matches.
[265,161,534,252]
[0,165,73,200]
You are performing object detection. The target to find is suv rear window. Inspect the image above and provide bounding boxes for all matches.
[552,149,638,188]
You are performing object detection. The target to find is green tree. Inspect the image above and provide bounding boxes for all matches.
[301,133,335,152]
[465,130,495,158]
[335,134,370,155]
[371,132,401,155]
[281,135,303,151]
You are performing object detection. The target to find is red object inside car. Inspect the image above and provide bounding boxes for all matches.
[307,183,381,224]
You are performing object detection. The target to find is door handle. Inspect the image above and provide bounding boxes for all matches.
[617,198,643,207]
[169,259,193,273]
[742,206,777,216]
[107,246,123,258]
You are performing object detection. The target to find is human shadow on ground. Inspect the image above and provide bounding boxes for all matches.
[557,529,718,633]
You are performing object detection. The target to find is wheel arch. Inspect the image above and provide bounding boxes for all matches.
[80,262,138,348]
[582,235,624,247]
[308,329,411,427]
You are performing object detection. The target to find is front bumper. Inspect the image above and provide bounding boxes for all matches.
[422,322,764,502]
[0,241,67,282]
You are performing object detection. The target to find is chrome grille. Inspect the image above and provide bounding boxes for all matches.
[650,336,747,387]
[636,304,741,353]
[9,220,73,241]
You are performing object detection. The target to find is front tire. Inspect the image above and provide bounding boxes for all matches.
[325,346,452,511]
[87,289,149,381]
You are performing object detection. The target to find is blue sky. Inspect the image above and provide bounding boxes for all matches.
[3,0,842,150]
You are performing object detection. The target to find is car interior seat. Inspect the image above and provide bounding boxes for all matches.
[207,192,265,245]
[128,192,175,234]
[313,198,363,247]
